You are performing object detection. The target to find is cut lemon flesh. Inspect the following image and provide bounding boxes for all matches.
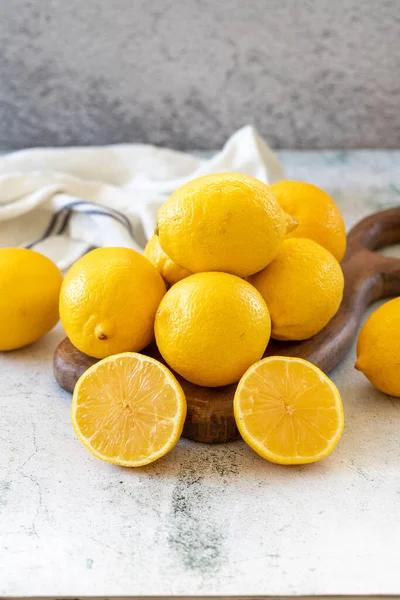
[234,356,344,465]
[71,353,187,467]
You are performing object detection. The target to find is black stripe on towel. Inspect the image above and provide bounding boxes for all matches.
[25,199,136,249]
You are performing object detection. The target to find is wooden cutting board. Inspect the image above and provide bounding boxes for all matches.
[54,207,400,444]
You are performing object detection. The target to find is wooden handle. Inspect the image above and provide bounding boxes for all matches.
[346,206,400,253]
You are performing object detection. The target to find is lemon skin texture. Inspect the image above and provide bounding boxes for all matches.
[249,238,344,341]
[0,248,63,351]
[144,234,192,286]
[271,180,346,262]
[157,172,294,278]
[60,247,166,359]
[155,272,271,387]
[355,297,400,397]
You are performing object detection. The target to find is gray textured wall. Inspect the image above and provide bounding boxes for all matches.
[1,0,400,150]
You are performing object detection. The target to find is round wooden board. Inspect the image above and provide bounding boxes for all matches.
[54,207,400,444]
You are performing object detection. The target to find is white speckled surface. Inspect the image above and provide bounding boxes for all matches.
[1,151,400,597]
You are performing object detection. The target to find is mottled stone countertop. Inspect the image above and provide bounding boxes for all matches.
[1,151,400,598]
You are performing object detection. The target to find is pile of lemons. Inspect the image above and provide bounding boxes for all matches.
[61,174,346,386]
[1,173,399,469]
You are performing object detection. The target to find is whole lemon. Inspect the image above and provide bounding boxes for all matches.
[0,248,63,351]
[157,172,296,278]
[155,272,271,387]
[249,238,344,341]
[60,247,166,359]
[355,297,400,397]
[144,234,192,286]
[270,180,346,261]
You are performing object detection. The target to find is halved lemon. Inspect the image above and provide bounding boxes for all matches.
[71,353,187,467]
[234,356,344,465]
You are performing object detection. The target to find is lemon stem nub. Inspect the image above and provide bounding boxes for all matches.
[285,214,299,234]
[95,325,108,340]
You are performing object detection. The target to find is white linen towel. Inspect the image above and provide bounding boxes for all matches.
[0,126,284,270]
